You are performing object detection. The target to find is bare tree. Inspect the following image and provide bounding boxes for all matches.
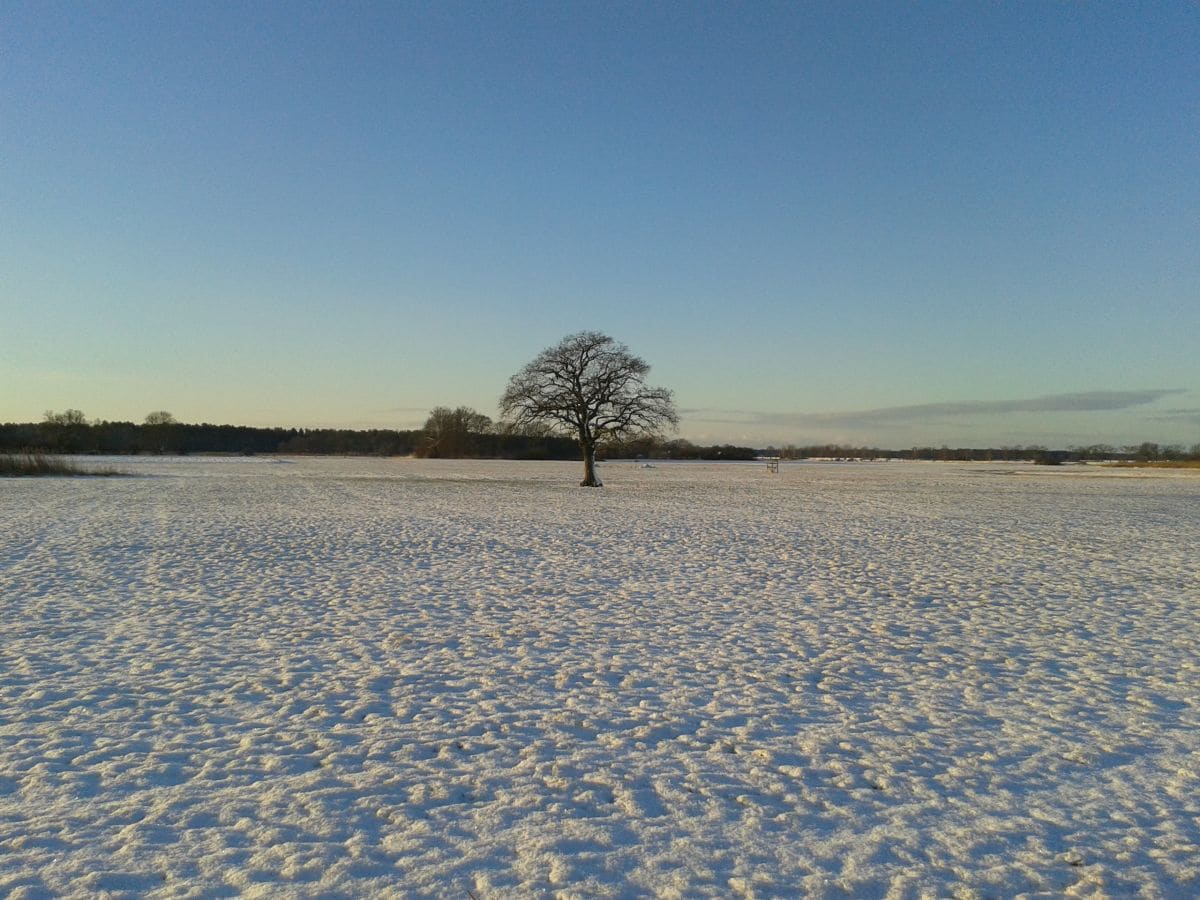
[39,409,89,452]
[43,409,87,426]
[421,406,492,458]
[143,411,178,453]
[500,331,677,486]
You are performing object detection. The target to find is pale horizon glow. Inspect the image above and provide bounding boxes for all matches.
[2,3,1197,448]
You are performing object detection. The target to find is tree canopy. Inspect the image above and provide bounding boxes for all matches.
[420,406,493,458]
[500,331,677,486]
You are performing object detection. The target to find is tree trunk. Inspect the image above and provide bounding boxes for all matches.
[580,442,602,487]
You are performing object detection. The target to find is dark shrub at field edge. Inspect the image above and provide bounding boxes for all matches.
[0,452,123,477]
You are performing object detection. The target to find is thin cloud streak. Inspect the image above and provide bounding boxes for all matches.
[684,389,1186,430]
[1148,408,1200,426]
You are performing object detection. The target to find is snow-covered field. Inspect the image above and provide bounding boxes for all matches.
[2,457,1197,898]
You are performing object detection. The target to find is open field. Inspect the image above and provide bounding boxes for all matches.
[1,457,1198,897]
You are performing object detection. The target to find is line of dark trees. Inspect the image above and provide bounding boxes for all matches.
[601,436,758,461]
[0,418,416,456]
[5,409,1196,463]
[2,409,577,459]
[761,443,1200,463]
[418,408,759,461]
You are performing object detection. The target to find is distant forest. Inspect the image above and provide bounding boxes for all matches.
[0,417,574,459]
[2,411,1196,463]
[0,409,764,461]
[764,443,1200,464]
[0,418,759,461]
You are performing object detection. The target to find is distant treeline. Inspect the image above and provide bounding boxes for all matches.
[0,420,577,459]
[601,437,759,461]
[4,416,1195,464]
[762,442,1200,463]
[604,438,1200,463]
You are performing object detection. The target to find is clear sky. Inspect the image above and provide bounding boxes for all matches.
[3,1,1197,448]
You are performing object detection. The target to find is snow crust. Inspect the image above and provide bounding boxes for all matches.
[1,458,1198,897]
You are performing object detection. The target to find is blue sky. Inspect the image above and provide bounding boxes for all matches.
[3,1,1197,447]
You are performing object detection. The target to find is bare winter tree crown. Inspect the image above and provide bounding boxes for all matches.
[499,332,677,485]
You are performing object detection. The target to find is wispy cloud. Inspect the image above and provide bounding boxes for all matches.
[1148,407,1200,426]
[684,389,1186,430]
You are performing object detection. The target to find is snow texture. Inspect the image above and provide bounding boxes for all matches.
[1,457,1198,898]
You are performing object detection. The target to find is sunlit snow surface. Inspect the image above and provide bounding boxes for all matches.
[2,458,1198,898]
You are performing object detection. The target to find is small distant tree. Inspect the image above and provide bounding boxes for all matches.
[43,409,86,426]
[421,406,492,458]
[1130,442,1162,462]
[500,331,677,486]
[143,411,178,453]
[39,409,88,452]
